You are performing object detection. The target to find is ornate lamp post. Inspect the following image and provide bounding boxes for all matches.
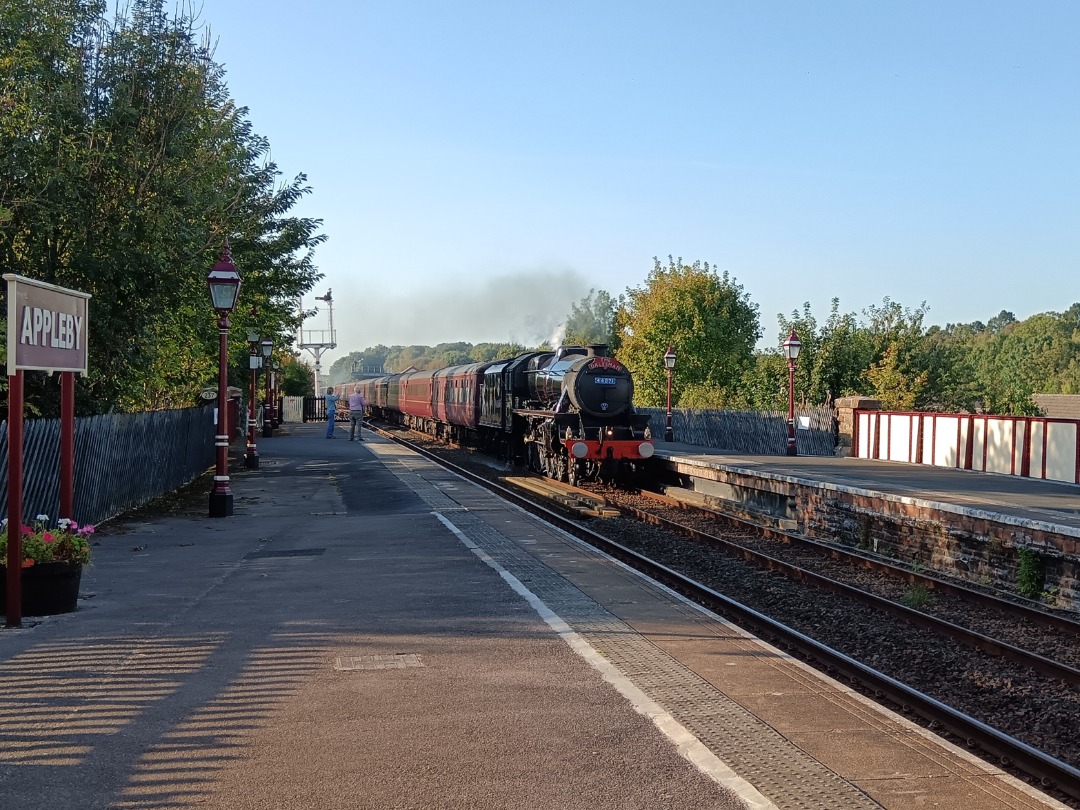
[663,345,677,443]
[245,330,260,469]
[261,336,274,437]
[782,328,802,457]
[207,245,241,518]
[272,360,282,427]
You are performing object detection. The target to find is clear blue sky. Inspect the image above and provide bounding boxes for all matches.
[197,1,1079,365]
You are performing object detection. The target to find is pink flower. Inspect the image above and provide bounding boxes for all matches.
[43,532,56,544]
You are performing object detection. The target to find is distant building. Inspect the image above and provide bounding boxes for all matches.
[1032,394,1080,419]
[351,358,386,380]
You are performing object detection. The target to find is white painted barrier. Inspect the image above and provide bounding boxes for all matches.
[854,410,1080,484]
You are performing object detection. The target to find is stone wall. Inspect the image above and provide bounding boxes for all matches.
[834,396,880,458]
[665,457,1079,609]
[798,485,1078,608]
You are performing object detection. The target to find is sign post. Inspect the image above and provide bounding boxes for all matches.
[4,274,90,627]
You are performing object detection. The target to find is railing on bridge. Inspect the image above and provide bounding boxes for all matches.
[854,410,1080,484]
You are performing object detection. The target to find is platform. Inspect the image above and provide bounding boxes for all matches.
[0,426,1069,809]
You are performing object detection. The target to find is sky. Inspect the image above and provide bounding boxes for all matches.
[192,1,1079,367]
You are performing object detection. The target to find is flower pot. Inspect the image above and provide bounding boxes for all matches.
[0,562,83,616]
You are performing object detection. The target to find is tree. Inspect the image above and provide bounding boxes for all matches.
[0,0,324,415]
[863,345,927,410]
[279,355,313,396]
[563,289,616,346]
[973,309,1080,414]
[614,257,760,408]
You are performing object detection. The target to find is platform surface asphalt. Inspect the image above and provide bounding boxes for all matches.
[654,440,1080,533]
[0,424,750,810]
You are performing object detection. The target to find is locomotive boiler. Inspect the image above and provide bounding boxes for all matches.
[515,345,652,484]
[358,344,654,485]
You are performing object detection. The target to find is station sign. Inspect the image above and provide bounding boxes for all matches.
[4,274,91,374]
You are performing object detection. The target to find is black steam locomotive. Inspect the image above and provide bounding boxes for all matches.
[358,345,654,484]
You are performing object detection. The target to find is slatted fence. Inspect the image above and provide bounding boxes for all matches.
[0,407,215,527]
[638,406,837,456]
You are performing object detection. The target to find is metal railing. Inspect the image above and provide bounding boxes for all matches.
[0,408,215,527]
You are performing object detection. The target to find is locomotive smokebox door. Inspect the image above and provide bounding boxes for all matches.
[565,357,633,418]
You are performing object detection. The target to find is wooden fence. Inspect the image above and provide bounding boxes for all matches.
[0,407,215,527]
[637,405,837,456]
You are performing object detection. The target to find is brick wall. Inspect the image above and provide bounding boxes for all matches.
[799,485,1078,609]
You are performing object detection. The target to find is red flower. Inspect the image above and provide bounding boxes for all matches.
[43,532,56,544]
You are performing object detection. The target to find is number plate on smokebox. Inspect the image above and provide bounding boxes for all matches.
[593,376,617,385]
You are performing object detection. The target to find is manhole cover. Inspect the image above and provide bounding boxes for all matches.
[334,654,424,671]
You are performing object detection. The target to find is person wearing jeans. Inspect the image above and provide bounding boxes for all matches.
[325,387,340,438]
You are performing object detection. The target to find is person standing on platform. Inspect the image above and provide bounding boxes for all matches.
[348,384,367,441]
[325,386,340,438]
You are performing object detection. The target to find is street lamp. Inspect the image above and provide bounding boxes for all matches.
[261,336,274,437]
[782,328,802,457]
[207,244,241,518]
[245,330,260,469]
[271,360,282,427]
[663,345,677,443]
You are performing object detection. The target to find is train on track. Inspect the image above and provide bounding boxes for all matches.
[357,345,654,485]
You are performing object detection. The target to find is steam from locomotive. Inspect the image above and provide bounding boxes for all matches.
[359,344,654,485]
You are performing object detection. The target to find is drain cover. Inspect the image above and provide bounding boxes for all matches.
[334,654,424,671]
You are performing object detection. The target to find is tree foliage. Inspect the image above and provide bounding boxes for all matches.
[563,289,616,346]
[0,0,323,415]
[614,257,760,408]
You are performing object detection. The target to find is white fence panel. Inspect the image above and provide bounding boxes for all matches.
[1045,421,1078,483]
[853,410,1079,484]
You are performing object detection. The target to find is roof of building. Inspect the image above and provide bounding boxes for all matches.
[1032,394,1080,419]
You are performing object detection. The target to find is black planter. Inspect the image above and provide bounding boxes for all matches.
[0,561,83,616]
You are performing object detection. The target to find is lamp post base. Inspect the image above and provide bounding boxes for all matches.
[262,424,273,438]
[244,451,259,470]
[664,428,674,443]
[209,490,233,518]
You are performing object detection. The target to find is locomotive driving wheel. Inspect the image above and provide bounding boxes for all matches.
[568,460,581,487]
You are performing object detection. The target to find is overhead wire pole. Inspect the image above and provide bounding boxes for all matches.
[299,289,336,397]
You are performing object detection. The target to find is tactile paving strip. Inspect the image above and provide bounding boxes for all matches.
[378,453,880,809]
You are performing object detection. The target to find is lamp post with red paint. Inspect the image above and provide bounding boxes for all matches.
[782,328,802,457]
[261,336,274,437]
[207,246,241,518]
[663,345,677,443]
[244,330,260,469]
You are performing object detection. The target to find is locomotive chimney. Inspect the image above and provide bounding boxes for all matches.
[587,344,608,357]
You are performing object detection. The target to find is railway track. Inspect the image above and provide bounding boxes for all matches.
[594,486,1080,681]
[371,424,1080,805]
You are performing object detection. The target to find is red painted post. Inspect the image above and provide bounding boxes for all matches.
[6,370,24,627]
[208,313,234,516]
[786,357,797,456]
[1020,418,1032,478]
[245,344,259,469]
[60,371,75,519]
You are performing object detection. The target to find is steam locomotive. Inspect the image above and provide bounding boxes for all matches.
[358,345,654,485]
